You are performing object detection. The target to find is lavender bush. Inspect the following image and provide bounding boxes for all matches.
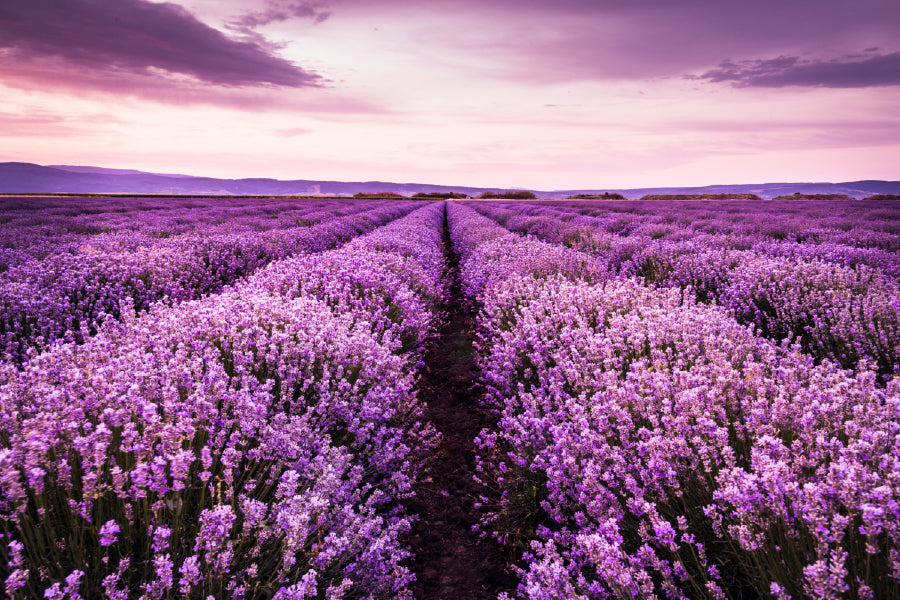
[470,200,900,378]
[0,200,420,363]
[0,202,446,599]
[0,197,374,268]
[448,202,900,599]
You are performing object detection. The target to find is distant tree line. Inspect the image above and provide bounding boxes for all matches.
[477,191,537,199]
[412,192,469,199]
[351,191,544,200]
[640,193,763,201]
[351,191,471,199]
[566,193,626,200]
[772,193,855,201]
[352,192,408,198]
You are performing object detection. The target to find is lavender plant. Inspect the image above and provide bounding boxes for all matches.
[0,202,447,599]
[0,201,420,364]
[470,200,900,377]
[448,202,900,599]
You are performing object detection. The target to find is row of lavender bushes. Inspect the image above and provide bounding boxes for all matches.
[0,197,370,270]
[480,199,900,276]
[470,201,900,379]
[476,200,900,276]
[0,201,421,364]
[0,202,447,598]
[447,203,900,599]
[477,199,900,250]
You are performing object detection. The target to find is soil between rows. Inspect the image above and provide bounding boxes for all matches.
[405,206,518,599]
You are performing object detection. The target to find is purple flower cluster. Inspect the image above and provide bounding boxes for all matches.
[246,203,448,357]
[470,200,900,377]
[751,240,900,279]
[0,199,421,363]
[0,202,446,598]
[474,199,900,276]
[689,252,899,376]
[448,202,900,599]
[0,197,377,270]
[476,198,900,251]
[447,204,608,300]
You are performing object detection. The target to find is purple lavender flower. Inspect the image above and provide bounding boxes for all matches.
[98,520,119,546]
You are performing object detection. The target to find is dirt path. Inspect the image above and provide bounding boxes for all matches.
[405,205,518,599]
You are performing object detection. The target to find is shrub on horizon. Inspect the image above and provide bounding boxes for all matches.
[478,191,538,200]
[565,193,627,200]
[411,192,468,199]
[352,192,407,199]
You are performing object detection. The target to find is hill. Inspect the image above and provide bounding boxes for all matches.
[1,162,898,199]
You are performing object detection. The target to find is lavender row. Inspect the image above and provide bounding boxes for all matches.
[475,276,899,600]
[0,197,370,271]
[0,198,402,286]
[447,202,900,599]
[243,201,449,359]
[447,204,607,300]
[471,202,900,378]
[0,201,421,364]
[0,202,447,598]
[474,201,900,277]
[475,200,900,280]
[477,199,900,251]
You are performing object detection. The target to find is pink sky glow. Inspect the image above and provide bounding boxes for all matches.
[1,0,898,189]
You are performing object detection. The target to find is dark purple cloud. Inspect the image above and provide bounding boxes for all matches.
[0,0,320,87]
[696,52,900,88]
[229,1,331,30]
[0,56,390,112]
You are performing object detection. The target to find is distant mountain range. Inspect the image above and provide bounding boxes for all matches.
[1,162,898,199]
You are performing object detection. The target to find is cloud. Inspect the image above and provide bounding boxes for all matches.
[341,0,900,85]
[0,0,320,88]
[0,110,117,138]
[277,127,314,137]
[223,1,331,53]
[667,117,900,150]
[228,1,331,30]
[696,52,900,88]
[0,56,389,113]
[0,60,328,111]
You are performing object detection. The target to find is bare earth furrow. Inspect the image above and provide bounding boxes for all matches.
[406,207,518,600]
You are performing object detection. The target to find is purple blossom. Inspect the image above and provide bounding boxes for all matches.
[151,525,171,553]
[98,520,119,546]
[178,555,202,594]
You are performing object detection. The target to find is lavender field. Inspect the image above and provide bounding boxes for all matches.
[1,196,899,599]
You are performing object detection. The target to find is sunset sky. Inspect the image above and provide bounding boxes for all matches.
[1,0,898,189]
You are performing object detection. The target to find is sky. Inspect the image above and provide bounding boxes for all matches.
[1,0,899,190]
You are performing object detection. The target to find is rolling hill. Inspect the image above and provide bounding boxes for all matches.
[1,162,898,199]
